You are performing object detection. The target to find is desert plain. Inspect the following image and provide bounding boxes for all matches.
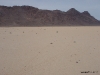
[0,26,100,75]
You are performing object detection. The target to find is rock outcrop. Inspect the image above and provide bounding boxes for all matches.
[0,5,100,26]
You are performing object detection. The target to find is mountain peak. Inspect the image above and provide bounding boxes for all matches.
[66,8,80,15]
[82,11,91,16]
[68,8,77,11]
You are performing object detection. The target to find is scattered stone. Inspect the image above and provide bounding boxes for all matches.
[10,32,12,34]
[76,61,78,63]
[50,43,53,44]
[73,41,76,43]
[56,31,58,33]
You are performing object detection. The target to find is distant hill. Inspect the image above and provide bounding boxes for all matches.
[0,5,100,26]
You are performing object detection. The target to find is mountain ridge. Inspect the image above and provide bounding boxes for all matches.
[0,5,100,26]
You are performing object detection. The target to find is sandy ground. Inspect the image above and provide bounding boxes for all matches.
[0,26,100,75]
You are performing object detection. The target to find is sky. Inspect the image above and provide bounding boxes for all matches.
[0,0,100,20]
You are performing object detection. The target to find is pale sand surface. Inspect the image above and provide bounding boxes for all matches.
[0,26,100,75]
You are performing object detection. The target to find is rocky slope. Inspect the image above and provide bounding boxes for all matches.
[0,5,100,26]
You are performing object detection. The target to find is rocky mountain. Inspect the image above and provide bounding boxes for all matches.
[0,5,100,26]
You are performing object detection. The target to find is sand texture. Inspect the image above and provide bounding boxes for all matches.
[0,26,100,75]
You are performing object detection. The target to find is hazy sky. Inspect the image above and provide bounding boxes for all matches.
[0,0,100,20]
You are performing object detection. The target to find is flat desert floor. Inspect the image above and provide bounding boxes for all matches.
[0,26,100,75]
